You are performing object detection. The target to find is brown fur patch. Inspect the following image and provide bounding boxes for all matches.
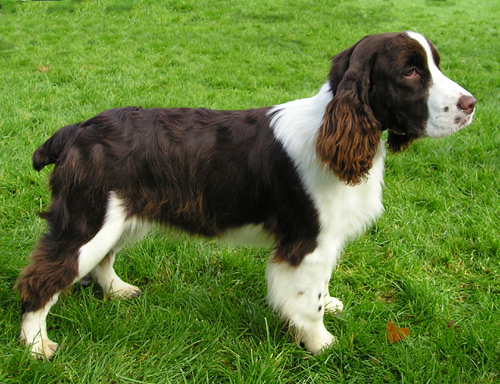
[16,237,79,313]
[316,91,381,185]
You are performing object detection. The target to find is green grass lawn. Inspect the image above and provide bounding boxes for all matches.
[1,0,499,382]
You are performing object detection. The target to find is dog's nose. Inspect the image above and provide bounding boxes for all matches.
[457,95,476,115]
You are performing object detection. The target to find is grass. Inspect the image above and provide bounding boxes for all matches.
[0,0,499,382]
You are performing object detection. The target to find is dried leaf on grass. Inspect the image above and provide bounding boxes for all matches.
[38,62,50,72]
[385,320,410,343]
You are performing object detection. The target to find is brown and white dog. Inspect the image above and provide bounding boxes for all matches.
[17,31,476,359]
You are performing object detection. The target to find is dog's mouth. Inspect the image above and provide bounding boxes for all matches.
[388,128,407,136]
[455,112,474,129]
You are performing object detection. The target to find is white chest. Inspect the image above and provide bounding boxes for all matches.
[301,142,386,246]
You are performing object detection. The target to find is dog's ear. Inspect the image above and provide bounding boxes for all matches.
[315,42,381,186]
[327,43,359,95]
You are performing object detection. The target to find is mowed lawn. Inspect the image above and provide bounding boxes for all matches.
[0,0,499,382]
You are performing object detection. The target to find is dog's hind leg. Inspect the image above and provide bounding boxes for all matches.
[18,292,61,360]
[17,192,129,359]
[91,219,151,299]
[17,234,81,359]
[91,251,141,298]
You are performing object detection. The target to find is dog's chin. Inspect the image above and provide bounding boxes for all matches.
[386,130,416,153]
[424,113,474,138]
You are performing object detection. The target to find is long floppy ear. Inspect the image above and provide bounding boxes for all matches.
[327,43,359,94]
[315,45,381,186]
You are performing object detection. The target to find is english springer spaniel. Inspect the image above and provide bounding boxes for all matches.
[17,31,476,359]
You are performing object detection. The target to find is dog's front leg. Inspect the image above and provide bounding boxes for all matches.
[266,248,338,354]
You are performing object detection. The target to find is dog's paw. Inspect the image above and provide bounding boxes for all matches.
[23,336,58,360]
[108,282,142,299]
[300,324,336,355]
[324,296,344,315]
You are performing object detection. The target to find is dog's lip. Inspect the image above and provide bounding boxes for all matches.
[388,128,406,136]
[460,114,473,127]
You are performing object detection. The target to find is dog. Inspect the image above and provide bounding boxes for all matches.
[17,31,476,359]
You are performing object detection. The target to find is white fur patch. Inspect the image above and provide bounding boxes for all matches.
[266,250,336,354]
[406,31,475,137]
[76,192,130,280]
[20,293,60,359]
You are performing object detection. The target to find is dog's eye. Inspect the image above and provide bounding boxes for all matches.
[404,68,419,79]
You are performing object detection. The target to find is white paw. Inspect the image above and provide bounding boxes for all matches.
[22,335,58,360]
[324,296,344,315]
[300,324,336,355]
[107,281,141,299]
[20,303,59,360]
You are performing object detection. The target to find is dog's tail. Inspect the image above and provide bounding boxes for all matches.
[32,124,79,171]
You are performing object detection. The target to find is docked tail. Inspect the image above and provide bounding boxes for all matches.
[33,124,79,171]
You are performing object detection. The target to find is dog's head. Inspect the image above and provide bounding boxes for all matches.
[315,31,476,185]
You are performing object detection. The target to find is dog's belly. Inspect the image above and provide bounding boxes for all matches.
[219,224,275,248]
